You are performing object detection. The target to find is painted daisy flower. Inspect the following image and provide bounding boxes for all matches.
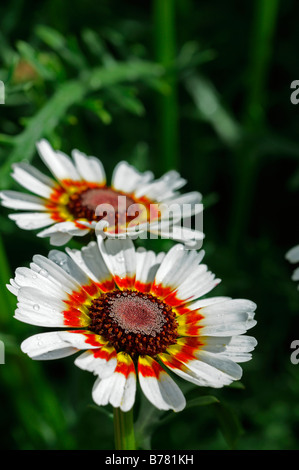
[0,139,203,247]
[286,245,299,288]
[8,238,257,412]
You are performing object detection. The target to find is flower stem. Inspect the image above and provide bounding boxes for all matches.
[229,0,280,250]
[113,407,136,450]
[153,0,179,173]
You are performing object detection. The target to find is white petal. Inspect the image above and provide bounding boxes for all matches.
[8,212,54,230]
[135,247,165,289]
[162,191,203,212]
[152,244,205,296]
[286,245,299,264]
[12,266,65,298]
[180,296,232,312]
[11,162,56,198]
[15,307,73,327]
[20,330,100,361]
[37,221,90,246]
[134,170,186,201]
[31,254,82,294]
[109,373,136,412]
[149,219,204,249]
[43,231,73,246]
[48,250,90,286]
[152,244,186,287]
[92,353,136,412]
[21,331,79,360]
[138,356,186,412]
[98,237,136,287]
[6,280,18,296]
[201,299,256,320]
[292,267,299,281]
[196,350,243,380]
[15,286,66,327]
[16,286,65,310]
[200,335,257,357]
[214,335,258,363]
[72,149,106,184]
[160,353,236,388]
[58,331,104,350]
[177,299,257,338]
[0,191,47,211]
[167,267,220,305]
[66,241,113,287]
[112,161,153,194]
[75,348,117,379]
[36,139,81,181]
[191,321,255,338]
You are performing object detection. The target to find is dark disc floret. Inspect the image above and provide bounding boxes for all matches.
[67,187,137,226]
[88,289,179,358]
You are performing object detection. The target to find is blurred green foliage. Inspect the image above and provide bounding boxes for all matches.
[0,0,299,450]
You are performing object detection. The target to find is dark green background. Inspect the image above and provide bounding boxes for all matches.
[0,0,299,450]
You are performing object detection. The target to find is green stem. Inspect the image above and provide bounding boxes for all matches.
[244,0,280,130]
[229,0,280,249]
[153,0,179,173]
[113,407,136,450]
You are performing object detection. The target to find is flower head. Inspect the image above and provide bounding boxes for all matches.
[1,140,203,247]
[8,238,257,412]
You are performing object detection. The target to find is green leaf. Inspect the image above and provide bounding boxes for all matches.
[214,402,244,449]
[35,25,67,50]
[185,74,242,147]
[16,40,56,81]
[186,395,220,409]
[35,25,87,70]
[88,404,113,420]
[134,395,165,450]
[81,29,115,66]
[0,134,15,146]
[228,381,246,390]
[80,98,112,124]
[0,79,85,188]
[107,86,145,116]
[87,60,164,90]
[177,41,216,74]
[0,60,164,188]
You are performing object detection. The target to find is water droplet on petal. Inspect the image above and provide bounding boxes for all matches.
[40,269,48,277]
[33,304,40,311]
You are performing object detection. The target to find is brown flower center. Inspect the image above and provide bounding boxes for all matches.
[67,187,137,227]
[88,289,178,358]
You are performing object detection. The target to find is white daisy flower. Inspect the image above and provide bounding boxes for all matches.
[286,245,299,287]
[8,238,257,412]
[0,139,204,247]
